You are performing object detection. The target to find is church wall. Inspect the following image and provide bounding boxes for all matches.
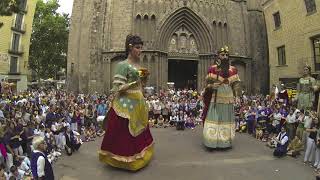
[67,0,99,93]
[68,0,269,94]
[226,1,249,57]
[108,1,134,51]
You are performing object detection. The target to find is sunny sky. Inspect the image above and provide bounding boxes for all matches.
[57,0,74,15]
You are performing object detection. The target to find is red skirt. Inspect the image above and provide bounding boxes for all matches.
[100,108,153,157]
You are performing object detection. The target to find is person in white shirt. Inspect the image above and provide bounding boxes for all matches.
[33,125,45,140]
[286,109,296,141]
[272,109,282,133]
[303,111,313,149]
[304,117,319,164]
[31,136,54,180]
[273,126,289,157]
[7,165,25,180]
[0,106,4,121]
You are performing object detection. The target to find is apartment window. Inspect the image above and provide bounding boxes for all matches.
[277,46,286,65]
[19,0,27,11]
[71,63,74,74]
[273,12,281,29]
[304,0,317,14]
[12,33,20,51]
[313,36,320,71]
[10,56,18,73]
[15,13,23,30]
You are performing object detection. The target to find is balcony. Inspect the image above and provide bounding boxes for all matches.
[11,19,26,34]
[8,71,21,75]
[8,43,24,56]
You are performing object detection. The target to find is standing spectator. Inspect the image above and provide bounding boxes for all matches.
[162,102,169,123]
[31,136,54,180]
[153,100,161,123]
[303,111,313,149]
[272,108,282,134]
[314,125,320,171]
[246,108,256,134]
[304,117,319,164]
[286,108,297,141]
[296,109,305,140]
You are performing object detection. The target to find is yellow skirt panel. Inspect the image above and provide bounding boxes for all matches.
[98,144,154,171]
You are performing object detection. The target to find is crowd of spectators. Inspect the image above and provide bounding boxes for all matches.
[0,88,108,179]
[1,82,320,178]
[234,92,320,177]
[146,88,203,130]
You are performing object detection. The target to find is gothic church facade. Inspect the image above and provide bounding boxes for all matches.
[67,0,268,94]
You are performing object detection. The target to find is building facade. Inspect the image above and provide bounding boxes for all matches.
[263,0,320,89]
[67,0,268,94]
[0,0,37,92]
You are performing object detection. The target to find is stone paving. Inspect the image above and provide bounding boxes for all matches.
[54,127,316,180]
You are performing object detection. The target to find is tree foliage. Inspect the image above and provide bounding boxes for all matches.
[0,0,24,28]
[29,0,69,80]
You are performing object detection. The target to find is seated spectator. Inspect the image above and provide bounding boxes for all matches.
[273,126,289,158]
[185,116,195,129]
[176,111,185,130]
[8,165,26,180]
[255,125,264,140]
[237,119,247,133]
[16,156,31,176]
[0,164,7,179]
[82,126,96,142]
[64,126,81,156]
[156,115,165,128]
[287,135,304,157]
[148,119,155,128]
[261,129,269,142]
[195,116,202,126]
[169,112,178,127]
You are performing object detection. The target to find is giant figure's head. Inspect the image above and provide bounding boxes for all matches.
[303,64,311,77]
[218,46,230,77]
[125,34,144,62]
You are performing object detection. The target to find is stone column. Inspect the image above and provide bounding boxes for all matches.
[245,60,252,94]
[155,53,160,91]
[197,58,203,91]
[163,54,168,89]
[147,57,151,86]
[147,55,151,71]
[106,58,111,92]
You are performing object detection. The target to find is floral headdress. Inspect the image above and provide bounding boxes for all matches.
[219,45,229,54]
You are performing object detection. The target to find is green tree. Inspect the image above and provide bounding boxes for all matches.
[0,0,24,28]
[29,0,69,81]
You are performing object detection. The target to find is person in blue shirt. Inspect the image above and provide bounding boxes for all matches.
[97,100,107,116]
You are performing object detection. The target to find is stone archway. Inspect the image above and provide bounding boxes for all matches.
[157,7,214,53]
[156,7,214,90]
